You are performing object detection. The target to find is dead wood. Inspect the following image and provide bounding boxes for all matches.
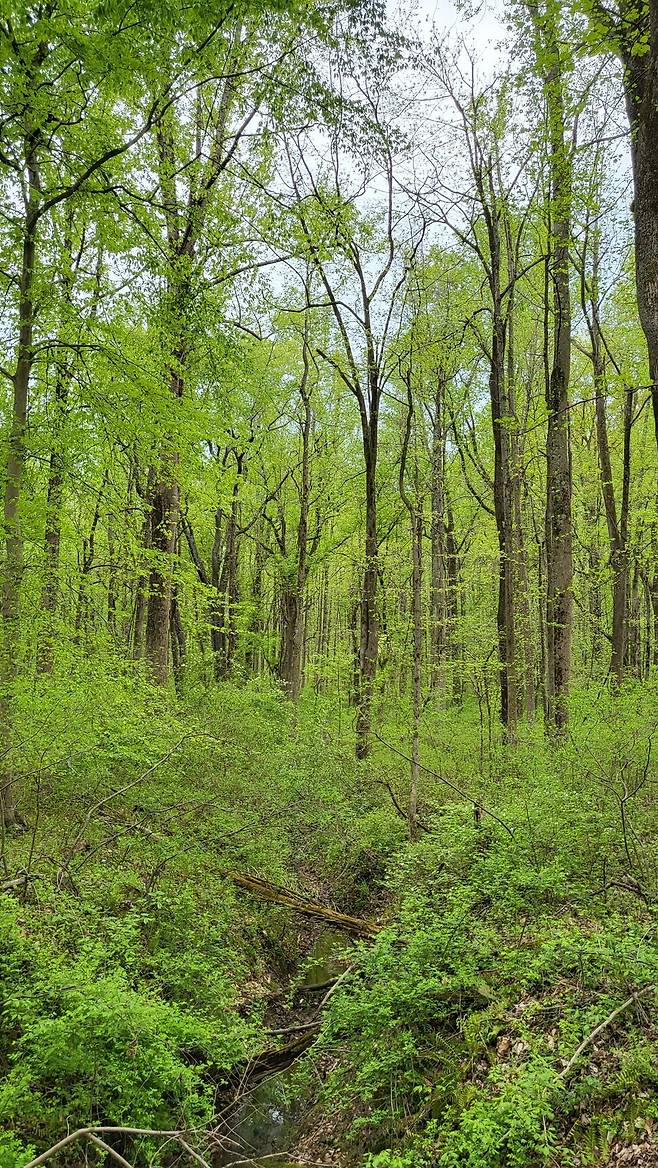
[560,984,654,1079]
[229,872,380,937]
[236,1027,321,1085]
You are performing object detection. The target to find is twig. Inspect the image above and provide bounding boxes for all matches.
[86,1135,135,1168]
[318,964,353,1008]
[226,1157,327,1168]
[58,734,202,880]
[375,730,515,838]
[176,1138,212,1168]
[559,984,654,1079]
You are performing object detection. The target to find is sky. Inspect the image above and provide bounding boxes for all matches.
[396,0,506,64]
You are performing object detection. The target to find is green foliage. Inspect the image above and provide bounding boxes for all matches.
[0,0,657,1164]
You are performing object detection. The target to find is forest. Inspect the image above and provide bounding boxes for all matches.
[1,0,658,1164]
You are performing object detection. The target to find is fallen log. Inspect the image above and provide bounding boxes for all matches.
[229,872,380,938]
[233,1027,321,1086]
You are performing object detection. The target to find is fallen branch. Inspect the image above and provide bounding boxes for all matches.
[318,964,353,1008]
[237,1027,319,1084]
[1,872,39,892]
[229,872,380,937]
[268,1020,322,1036]
[298,976,339,993]
[23,1126,210,1168]
[560,984,655,1080]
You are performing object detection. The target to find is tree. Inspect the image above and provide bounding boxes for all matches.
[285,111,425,756]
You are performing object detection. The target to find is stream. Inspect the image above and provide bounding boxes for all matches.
[222,930,348,1167]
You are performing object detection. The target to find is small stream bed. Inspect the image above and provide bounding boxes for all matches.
[221,929,350,1166]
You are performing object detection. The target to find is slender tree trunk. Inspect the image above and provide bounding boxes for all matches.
[445,503,462,705]
[429,374,448,694]
[133,469,154,661]
[246,532,265,677]
[535,1,574,731]
[37,364,68,674]
[217,475,241,680]
[409,505,422,837]
[489,254,518,739]
[144,355,184,683]
[628,562,642,675]
[0,180,39,825]
[75,472,107,640]
[210,504,224,677]
[649,503,658,667]
[314,561,330,692]
[473,157,519,738]
[399,380,423,838]
[279,339,313,701]
[348,595,360,708]
[594,368,629,685]
[170,577,186,697]
[356,425,379,759]
[38,227,77,674]
[620,14,658,450]
[514,481,536,719]
[107,513,118,640]
[144,69,238,683]
[584,230,632,684]
[506,225,535,722]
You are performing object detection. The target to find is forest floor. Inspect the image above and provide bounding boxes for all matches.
[2,667,658,1168]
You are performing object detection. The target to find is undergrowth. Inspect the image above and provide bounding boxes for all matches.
[2,665,658,1166]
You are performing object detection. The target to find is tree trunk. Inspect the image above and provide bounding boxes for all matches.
[536,1,574,732]
[170,578,186,697]
[445,503,462,705]
[0,188,38,826]
[514,480,536,719]
[144,331,185,683]
[399,379,423,839]
[75,472,107,640]
[216,475,240,680]
[278,340,313,701]
[429,374,448,694]
[355,428,379,760]
[506,222,535,722]
[107,512,118,640]
[584,229,632,684]
[620,14,658,449]
[488,226,518,739]
[144,471,179,684]
[133,469,154,661]
[37,363,68,675]
[37,225,76,675]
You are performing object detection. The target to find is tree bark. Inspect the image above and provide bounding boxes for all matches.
[37,360,69,675]
[617,3,658,447]
[429,374,448,694]
[356,425,379,759]
[144,65,238,683]
[480,165,518,738]
[534,0,574,732]
[399,377,423,839]
[278,333,313,701]
[216,470,241,680]
[0,152,39,825]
